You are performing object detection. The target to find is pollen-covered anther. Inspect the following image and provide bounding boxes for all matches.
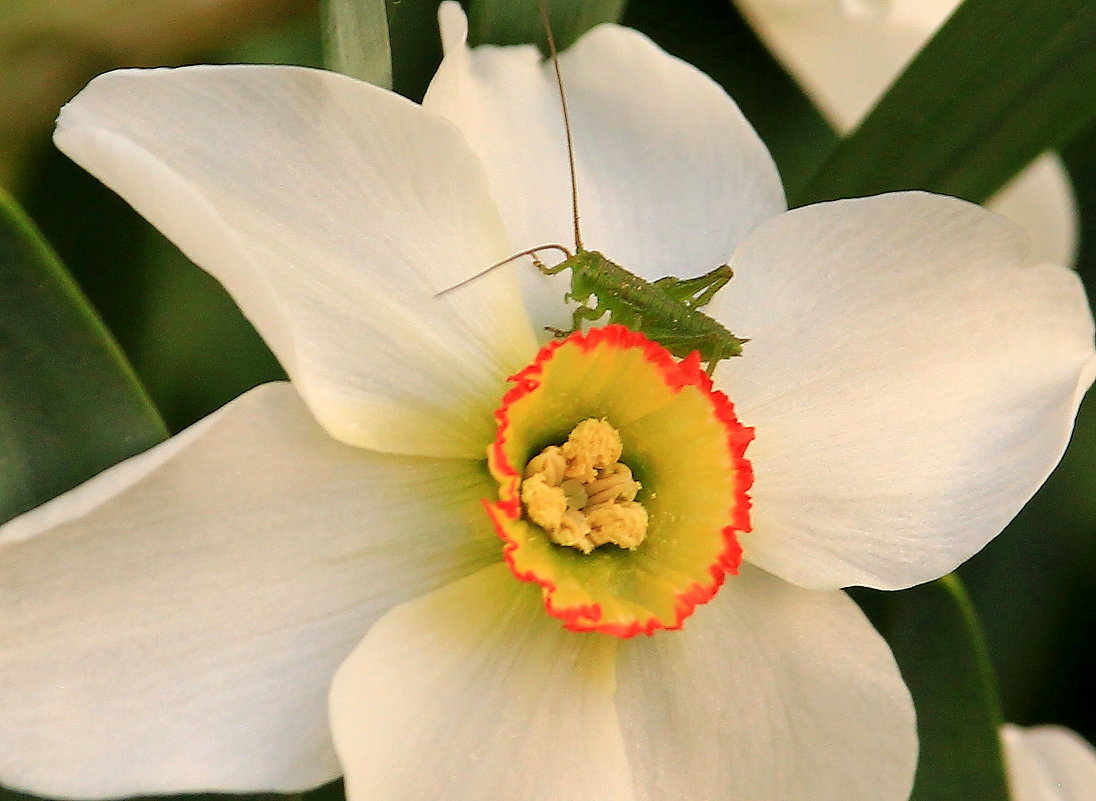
[519,474,567,531]
[523,446,566,485]
[554,511,595,552]
[587,502,648,550]
[585,463,640,506]
[521,417,645,554]
[561,418,623,483]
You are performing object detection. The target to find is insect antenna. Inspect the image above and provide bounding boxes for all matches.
[434,0,583,299]
[537,0,583,252]
[434,244,572,296]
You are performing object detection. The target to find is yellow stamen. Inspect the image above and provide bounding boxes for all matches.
[524,445,566,484]
[587,503,648,550]
[585,463,640,507]
[521,418,645,553]
[561,417,623,483]
[519,474,567,531]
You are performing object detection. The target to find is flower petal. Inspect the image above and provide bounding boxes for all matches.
[614,564,916,801]
[732,0,1078,265]
[424,3,785,328]
[1002,724,1096,801]
[329,563,634,801]
[986,154,1079,268]
[54,64,537,459]
[709,192,1095,590]
[0,383,499,798]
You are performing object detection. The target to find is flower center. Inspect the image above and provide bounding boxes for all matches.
[487,325,753,637]
[520,418,647,554]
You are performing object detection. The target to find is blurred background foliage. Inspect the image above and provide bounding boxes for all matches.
[0,0,1093,800]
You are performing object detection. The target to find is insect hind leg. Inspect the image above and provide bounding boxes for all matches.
[652,264,733,310]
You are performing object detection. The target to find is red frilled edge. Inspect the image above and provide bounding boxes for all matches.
[487,324,754,638]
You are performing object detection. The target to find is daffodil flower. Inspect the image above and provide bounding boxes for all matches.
[2,4,1093,801]
[1002,725,1096,801]
[731,0,1078,266]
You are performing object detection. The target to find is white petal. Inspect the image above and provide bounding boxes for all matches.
[987,154,1079,268]
[55,65,537,459]
[330,563,634,801]
[1003,725,1096,801]
[0,383,499,798]
[615,564,916,801]
[425,3,785,329]
[731,0,1078,265]
[709,193,1095,590]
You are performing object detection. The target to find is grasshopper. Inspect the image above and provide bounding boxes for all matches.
[441,0,747,376]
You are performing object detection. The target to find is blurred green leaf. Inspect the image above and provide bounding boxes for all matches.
[1065,119,1096,294]
[863,576,1010,801]
[127,228,285,434]
[961,469,1096,739]
[322,0,393,87]
[0,0,316,193]
[225,9,324,68]
[795,0,1096,207]
[467,0,625,50]
[0,188,166,524]
[387,0,445,101]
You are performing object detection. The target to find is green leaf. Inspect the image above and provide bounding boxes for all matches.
[795,0,1096,207]
[127,227,285,433]
[322,0,393,88]
[467,0,625,50]
[1064,119,1096,290]
[387,0,446,102]
[0,188,166,524]
[859,575,1010,801]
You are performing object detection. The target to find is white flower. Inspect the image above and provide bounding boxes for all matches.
[731,0,1079,266]
[1,4,1093,801]
[1003,725,1096,801]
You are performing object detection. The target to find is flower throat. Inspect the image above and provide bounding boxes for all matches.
[520,418,647,553]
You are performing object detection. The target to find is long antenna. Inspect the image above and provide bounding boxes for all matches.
[435,244,572,296]
[537,0,583,252]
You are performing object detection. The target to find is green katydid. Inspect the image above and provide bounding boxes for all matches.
[441,0,748,376]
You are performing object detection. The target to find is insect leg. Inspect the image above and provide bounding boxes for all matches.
[544,304,607,339]
[570,300,611,332]
[696,333,739,376]
[702,341,724,377]
[642,330,732,376]
[528,245,574,277]
[651,264,733,310]
[686,265,734,309]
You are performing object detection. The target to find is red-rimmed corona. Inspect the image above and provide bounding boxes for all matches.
[487,324,754,636]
